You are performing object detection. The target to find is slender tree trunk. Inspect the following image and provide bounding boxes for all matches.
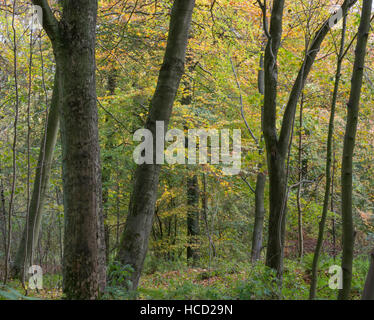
[309,13,347,300]
[55,187,63,266]
[4,2,20,284]
[116,176,120,249]
[0,180,6,257]
[296,95,304,259]
[102,68,117,264]
[338,0,372,300]
[202,173,216,260]
[187,175,200,265]
[331,147,337,261]
[231,44,267,264]
[251,172,266,262]
[12,73,60,278]
[116,0,196,290]
[181,56,200,265]
[251,47,266,263]
[362,249,374,300]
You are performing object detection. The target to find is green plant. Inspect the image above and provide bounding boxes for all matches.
[0,285,39,300]
[233,264,279,300]
[102,262,135,300]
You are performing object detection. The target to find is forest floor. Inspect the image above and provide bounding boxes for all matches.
[0,253,369,300]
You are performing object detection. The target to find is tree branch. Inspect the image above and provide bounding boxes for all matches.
[278,0,358,155]
[31,0,60,42]
[229,56,259,146]
[240,175,255,194]
[262,0,285,149]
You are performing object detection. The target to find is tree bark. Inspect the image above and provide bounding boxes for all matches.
[32,0,106,299]
[202,173,216,259]
[116,0,196,290]
[296,94,304,259]
[187,175,200,265]
[59,1,106,299]
[102,69,117,264]
[251,45,266,264]
[0,180,6,260]
[362,249,374,300]
[251,172,265,262]
[338,0,372,300]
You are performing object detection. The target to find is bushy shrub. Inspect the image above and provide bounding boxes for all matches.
[102,261,135,300]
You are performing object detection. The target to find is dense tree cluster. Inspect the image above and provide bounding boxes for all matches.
[0,0,373,300]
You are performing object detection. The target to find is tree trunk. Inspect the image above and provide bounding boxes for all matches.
[296,95,304,259]
[0,180,6,258]
[309,13,347,300]
[102,69,117,264]
[251,46,266,264]
[57,1,106,299]
[32,0,106,300]
[12,73,60,279]
[251,172,266,262]
[265,154,287,277]
[262,0,357,279]
[362,249,374,300]
[187,175,200,265]
[202,172,216,259]
[331,148,337,261]
[181,56,200,265]
[116,0,195,290]
[338,0,372,300]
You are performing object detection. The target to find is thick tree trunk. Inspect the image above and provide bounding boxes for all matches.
[57,1,106,299]
[12,73,60,279]
[362,249,374,300]
[309,13,347,300]
[338,0,372,300]
[251,172,266,262]
[116,0,195,290]
[187,175,200,265]
[265,154,287,277]
[32,0,106,300]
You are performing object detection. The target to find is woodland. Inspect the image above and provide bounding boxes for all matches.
[0,0,373,301]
